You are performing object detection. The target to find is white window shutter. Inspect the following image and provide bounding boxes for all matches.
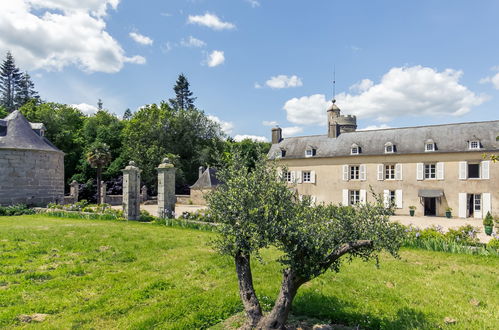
[396,189,403,209]
[383,190,389,208]
[436,162,444,180]
[310,170,316,183]
[481,161,490,179]
[360,164,366,181]
[395,163,403,180]
[342,165,349,181]
[342,189,349,206]
[482,193,491,217]
[360,189,367,204]
[458,193,467,218]
[290,171,296,183]
[296,170,302,183]
[459,161,467,180]
[377,164,384,181]
[416,163,424,181]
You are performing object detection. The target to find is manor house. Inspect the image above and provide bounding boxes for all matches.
[268,101,498,219]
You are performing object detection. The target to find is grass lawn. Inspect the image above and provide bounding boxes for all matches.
[0,215,498,329]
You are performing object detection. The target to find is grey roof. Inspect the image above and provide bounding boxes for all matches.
[190,167,221,189]
[269,120,499,159]
[0,110,62,153]
[30,122,46,130]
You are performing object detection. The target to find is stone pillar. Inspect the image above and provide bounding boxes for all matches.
[100,181,107,204]
[122,161,141,220]
[141,185,148,202]
[70,180,79,203]
[157,158,176,218]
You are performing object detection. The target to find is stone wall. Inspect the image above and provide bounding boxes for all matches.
[0,149,64,206]
[190,189,213,205]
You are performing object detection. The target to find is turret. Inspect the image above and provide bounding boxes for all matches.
[327,100,357,138]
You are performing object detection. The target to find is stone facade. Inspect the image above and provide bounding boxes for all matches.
[157,158,176,218]
[122,161,141,220]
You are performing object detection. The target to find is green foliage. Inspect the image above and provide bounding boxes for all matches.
[483,211,494,226]
[0,204,35,216]
[219,138,271,170]
[139,210,155,222]
[86,141,112,169]
[488,238,499,249]
[0,51,23,112]
[0,105,8,118]
[169,73,196,110]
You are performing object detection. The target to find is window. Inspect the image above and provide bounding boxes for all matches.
[468,163,480,178]
[349,190,360,205]
[425,143,435,152]
[385,164,395,180]
[305,148,316,157]
[469,140,480,150]
[280,149,286,158]
[284,171,292,182]
[389,190,396,204]
[303,171,311,183]
[0,125,6,137]
[351,144,360,155]
[349,165,360,180]
[424,164,436,179]
[385,142,395,153]
[474,194,481,211]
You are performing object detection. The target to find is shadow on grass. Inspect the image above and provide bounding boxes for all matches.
[292,291,435,329]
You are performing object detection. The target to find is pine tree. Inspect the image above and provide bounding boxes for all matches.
[97,99,103,111]
[168,73,196,110]
[15,71,39,107]
[0,51,22,112]
[123,108,132,120]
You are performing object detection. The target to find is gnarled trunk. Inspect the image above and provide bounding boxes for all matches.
[235,252,263,328]
[256,269,305,329]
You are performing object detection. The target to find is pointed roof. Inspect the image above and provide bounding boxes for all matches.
[190,167,221,189]
[326,99,340,112]
[0,110,62,153]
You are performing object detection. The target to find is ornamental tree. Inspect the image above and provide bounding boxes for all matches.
[206,152,405,329]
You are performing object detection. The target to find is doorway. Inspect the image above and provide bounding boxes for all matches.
[424,197,436,216]
[467,194,482,218]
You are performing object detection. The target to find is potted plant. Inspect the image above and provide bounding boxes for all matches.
[445,207,452,219]
[483,212,494,236]
[409,206,416,217]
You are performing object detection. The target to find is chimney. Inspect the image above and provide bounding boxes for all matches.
[198,166,205,179]
[271,127,282,144]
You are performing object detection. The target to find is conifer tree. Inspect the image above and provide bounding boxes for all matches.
[15,72,39,107]
[0,51,22,112]
[169,73,196,110]
[123,108,132,120]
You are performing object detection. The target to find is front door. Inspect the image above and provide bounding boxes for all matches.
[424,197,436,216]
[473,194,482,219]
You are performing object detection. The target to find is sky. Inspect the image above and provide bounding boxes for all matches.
[1,0,499,142]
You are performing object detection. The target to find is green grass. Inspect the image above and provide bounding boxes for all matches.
[0,215,498,329]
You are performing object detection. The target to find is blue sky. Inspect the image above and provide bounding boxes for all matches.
[1,0,499,141]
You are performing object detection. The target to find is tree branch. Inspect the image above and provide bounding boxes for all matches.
[321,240,373,269]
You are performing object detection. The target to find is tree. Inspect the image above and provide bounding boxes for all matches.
[0,105,7,118]
[86,142,112,204]
[97,98,103,111]
[123,108,132,120]
[206,153,405,329]
[0,51,22,112]
[15,72,39,107]
[168,73,196,110]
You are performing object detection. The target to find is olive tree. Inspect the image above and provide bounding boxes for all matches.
[206,153,405,329]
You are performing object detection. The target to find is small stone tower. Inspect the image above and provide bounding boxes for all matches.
[327,100,357,138]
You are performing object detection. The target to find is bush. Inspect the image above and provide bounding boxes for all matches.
[488,238,499,250]
[445,224,480,245]
[180,209,214,223]
[139,210,155,222]
[0,204,35,216]
[483,212,494,226]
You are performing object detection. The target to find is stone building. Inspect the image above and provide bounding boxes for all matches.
[189,166,221,205]
[268,100,499,219]
[0,111,64,206]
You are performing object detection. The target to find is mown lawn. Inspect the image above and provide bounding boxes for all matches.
[0,215,498,329]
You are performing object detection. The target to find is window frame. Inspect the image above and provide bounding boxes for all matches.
[302,171,311,183]
[385,164,396,180]
[284,171,292,183]
[349,165,360,180]
[425,143,435,152]
[384,142,395,154]
[305,148,316,157]
[467,163,480,179]
[424,163,436,179]
[349,190,360,205]
[469,140,480,150]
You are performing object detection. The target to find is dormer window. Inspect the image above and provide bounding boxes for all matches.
[384,142,395,154]
[351,143,360,155]
[280,149,287,158]
[425,139,435,152]
[469,140,480,150]
[305,147,316,157]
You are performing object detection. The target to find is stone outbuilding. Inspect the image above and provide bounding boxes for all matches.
[189,167,221,205]
[0,111,64,206]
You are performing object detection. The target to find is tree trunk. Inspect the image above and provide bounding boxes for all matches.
[235,252,263,328]
[256,269,305,329]
[96,167,102,204]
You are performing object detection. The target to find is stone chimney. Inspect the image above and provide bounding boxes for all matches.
[271,127,282,144]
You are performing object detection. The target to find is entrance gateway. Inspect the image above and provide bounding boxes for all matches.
[418,189,444,217]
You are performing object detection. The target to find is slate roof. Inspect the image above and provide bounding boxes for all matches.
[0,110,62,153]
[190,167,221,189]
[268,120,499,159]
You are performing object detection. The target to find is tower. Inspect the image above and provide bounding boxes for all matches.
[327,99,357,138]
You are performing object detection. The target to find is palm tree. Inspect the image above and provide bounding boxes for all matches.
[86,142,112,204]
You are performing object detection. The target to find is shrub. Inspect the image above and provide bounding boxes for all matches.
[445,224,480,245]
[488,238,499,250]
[483,212,494,226]
[139,210,155,222]
[0,204,35,216]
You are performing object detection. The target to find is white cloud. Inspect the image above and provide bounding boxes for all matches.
[125,55,146,64]
[283,94,329,126]
[187,13,235,30]
[282,126,303,137]
[283,66,487,126]
[234,135,268,142]
[180,36,206,48]
[262,120,278,126]
[206,50,225,67]
[480,72,499,90]
[129,31,153,45]
[265,75,303,89]
[70,103,98,115]
[254,82,262,89]
[0,0,144,73]
[245,0,260,8]
[208,115,234,134]
[358,124,392,131]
